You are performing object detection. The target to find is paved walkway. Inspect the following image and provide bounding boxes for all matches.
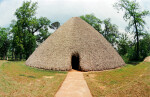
[55,70,92,97]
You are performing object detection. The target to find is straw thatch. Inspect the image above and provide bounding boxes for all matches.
[26,17,125,71]
[144,56,150,62]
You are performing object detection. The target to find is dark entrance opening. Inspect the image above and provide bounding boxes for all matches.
[71,53,80,70]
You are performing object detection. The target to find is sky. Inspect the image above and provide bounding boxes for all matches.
[0,0,150,33]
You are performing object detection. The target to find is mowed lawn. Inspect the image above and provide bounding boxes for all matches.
[84,62,150,97]
[0,60,67,97]
[1,60,150,97]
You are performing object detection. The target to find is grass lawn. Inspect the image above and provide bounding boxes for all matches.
[84,62,150,97]
[0,60,67,97]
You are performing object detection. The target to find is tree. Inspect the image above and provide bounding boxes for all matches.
[0,27,10,59]
[14,1,51,36]
[24,32,36,59]
[0,27,7,48]
[117,33,129,55]
[36,28,51,43]
[117,33,138,62]
[11,1,51,59]
[80,14,102,32]
[114,0,150,60]
[139,33,150,60]
[11,24,24,60]
[49,22,60,30]
[36,21,61,43]
[102,18,119,46]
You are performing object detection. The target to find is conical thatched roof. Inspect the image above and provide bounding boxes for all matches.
[144,56,150,62]
[26,17,125,71]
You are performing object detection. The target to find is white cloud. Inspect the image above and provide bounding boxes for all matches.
[0,0,22,27]
[32,0,128,29]
[0,0,150,34]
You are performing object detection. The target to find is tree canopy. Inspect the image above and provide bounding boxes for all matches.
[114,0,150,60]
[0,27,10,59]
[11,1,51,59]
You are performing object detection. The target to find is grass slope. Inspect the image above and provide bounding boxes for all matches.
[0,61,67,97]
[84,62,150,97]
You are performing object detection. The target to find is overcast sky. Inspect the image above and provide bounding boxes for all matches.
[0,0,150,33]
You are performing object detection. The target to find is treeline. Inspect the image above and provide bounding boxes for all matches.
[0,0,150,63]
[0,1,60,60]
[80,0,150,62]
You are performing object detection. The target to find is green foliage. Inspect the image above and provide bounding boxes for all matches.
[36,21,60,43]
[11,1,51,59]
[11,24,24,58]
[0,27,8,48]
[126,46,137,61]
[50,22,60,30]
[117,33,135,62]
[15,1,37,20]
[121,55,129,63]
[36,29,51,43]
[114,0,150,60]
[118,33,129,55]
[118,33,150,62]
[139,33,150,60]
[80,14,102,32]
[102,18,119,46]
[24,32,36,59]
[0,27,10,59]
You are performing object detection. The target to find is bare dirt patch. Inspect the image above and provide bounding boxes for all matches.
[43,76,54,79]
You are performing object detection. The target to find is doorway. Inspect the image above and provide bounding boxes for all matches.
[71,53,80,70]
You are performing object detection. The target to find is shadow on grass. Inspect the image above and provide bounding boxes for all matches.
[8,59,26,61]
[19,74,25,76]
[27,76,36,78]
[127,61,141,66]
[19,74,36,78]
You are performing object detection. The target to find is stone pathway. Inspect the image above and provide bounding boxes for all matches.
[55,70,92,97]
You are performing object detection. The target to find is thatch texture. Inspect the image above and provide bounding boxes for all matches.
[26,17,125,71]
[144,56,150,62]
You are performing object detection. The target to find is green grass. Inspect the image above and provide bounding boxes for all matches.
[1,60,150,97]
[0,61,67,97]
[84,62,150,97]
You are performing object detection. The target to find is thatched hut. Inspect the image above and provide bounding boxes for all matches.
[144,56,150,62]
[26,17,125,71]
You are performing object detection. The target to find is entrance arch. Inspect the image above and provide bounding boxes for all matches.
[71,53,80,70]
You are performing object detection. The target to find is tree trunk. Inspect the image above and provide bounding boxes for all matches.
[15,54,17,60]
[134,22,139,60]
[12,50,14,60]
[26,54,29,60]
[12,52,14,60]
[3,54,5,60]
[20,53,22,60]
[136,32,139,60]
